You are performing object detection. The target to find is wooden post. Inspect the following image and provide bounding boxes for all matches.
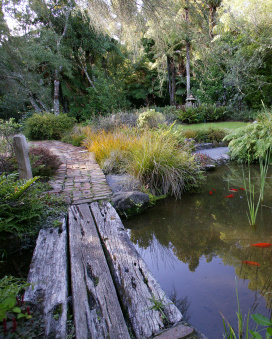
[13,134,33,179]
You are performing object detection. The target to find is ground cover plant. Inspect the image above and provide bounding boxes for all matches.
[0,173,67,237]
[0,276,46,337]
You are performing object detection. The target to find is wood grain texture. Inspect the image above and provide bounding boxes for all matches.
[68,204,130,339]
[25,218,68,338]
[90,201,183,339]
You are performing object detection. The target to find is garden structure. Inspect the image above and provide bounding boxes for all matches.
[24,141,204,339]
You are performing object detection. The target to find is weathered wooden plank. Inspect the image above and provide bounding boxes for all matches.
[68,204,130,339]
[90,201,183,339]
[24,218,68,338]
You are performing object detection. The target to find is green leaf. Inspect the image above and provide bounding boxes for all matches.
[2,297,16,308]
[17,313,26,319]
[249,330,263,339]
[12,307,21,313]
[0,310,7,321]
[251,314,272,326]
[266,327,272,336]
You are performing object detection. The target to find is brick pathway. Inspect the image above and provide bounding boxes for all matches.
[29,141,112,205]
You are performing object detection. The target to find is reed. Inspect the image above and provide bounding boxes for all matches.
[243,168,261,226]
[259,148,270,201]
[221,280,272,338]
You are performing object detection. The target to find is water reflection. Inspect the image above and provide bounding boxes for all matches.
[124,164,272,337]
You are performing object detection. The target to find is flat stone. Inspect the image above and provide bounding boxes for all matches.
[155,324,194,339]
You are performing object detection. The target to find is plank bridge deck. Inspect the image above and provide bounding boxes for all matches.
[24,141,198,338]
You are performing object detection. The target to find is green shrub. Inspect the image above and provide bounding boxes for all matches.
[137,109,165,129]
[0,119,22,155]
[86,111,138,132]
[24,113,75,140]
[182,128,228,144]
[224,113,272,162]
[177,104,229,124]
[29,147,61,177]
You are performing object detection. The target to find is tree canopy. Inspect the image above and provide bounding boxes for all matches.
[0,0,271,119]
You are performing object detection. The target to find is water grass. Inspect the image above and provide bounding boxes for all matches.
[221,279,272,338]
[243,168,261,226]
[259,149,270,201]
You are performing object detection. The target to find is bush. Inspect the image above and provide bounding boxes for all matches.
[29,147,61,177]
[177,104,229,124]
[86,111,139,132]
[24,113,75,140]
[137,109,165,129]
[61,125,87,146]
[0,119,22,155]
[182,128,228,144]
[224,113,272,162]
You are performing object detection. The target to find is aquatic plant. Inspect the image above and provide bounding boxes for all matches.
[243,168,261,226]
[221,280,272,338]
[259,148,270,201]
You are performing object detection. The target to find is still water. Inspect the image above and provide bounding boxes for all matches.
[124,164,272,338]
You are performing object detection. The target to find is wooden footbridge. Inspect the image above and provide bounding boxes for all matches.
[24,141,200,339]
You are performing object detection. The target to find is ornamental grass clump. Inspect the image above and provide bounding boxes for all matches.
[84,127,202,198]
[125,130,202,198]
[83,126,140,166]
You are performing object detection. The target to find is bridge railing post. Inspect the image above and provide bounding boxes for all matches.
[13,134,33,179]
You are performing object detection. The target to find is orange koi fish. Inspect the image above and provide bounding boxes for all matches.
[224,194,234,198]
[240,187,245,191]
[250,243,272,248]
[229,188,238,192]
[242,261,260,266]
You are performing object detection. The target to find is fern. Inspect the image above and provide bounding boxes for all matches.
[0,174,40,202]
[224,112,272,163]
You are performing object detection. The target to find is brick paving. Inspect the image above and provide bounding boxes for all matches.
[29,140,112,205]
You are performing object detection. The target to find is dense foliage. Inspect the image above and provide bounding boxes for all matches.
[84,125,203,198]
[0,0,271,120]
[224,112,272,162]
[0,173,66,236]
[24,113,75,140]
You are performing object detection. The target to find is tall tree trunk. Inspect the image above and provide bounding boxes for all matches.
[185,5,191,99]
[171,59,176,105]
[209,6,216,39]
[186,41,191,98]
[167,55,176,106]
[54,70,60,115]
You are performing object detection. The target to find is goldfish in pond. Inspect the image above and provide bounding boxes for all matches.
[250,243,272,248]
[240,187,245,191]
[242,261,260,266]
[224,194,234,198]
[209,191,213,195]
[229,188,238,192]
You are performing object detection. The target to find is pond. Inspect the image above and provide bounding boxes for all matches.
[123,164,272,338]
